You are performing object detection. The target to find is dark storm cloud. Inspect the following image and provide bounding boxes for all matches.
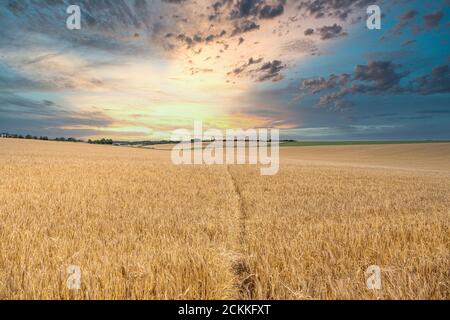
[353,61,405,91]
[230,0,260,19]
[204,30,227,43]
[302,61,408,110]
[176,34,193,47]
[297,0,377,21]
[208,0,227,21]
[303,24,347,40]
[228,58,285,82]
[176,28,227,47]
[304,28,314,36]
[231,20,260,36]
[229,0,286,19]
[302,60,450,111]
[225,0,286,20]
[302,74,350,93]
[409,64,450,95]
[256,60,286,82]
[259,3,284,19]
[316,24,347,40]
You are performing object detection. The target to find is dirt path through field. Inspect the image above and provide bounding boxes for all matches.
[226,165,256,299]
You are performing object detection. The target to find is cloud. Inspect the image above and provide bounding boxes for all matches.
[229,0,285,20]
[316,24,347,40]
[0,56,111,93]
[281,39,318,55]
[400,10,418,21]
[259,3,284,19]
[401,39,416,47]
[190,67,214,75]
[176,33,194,47]
[391,10,417,35]
[231,20,260,36]
[304,28,314,36]
[0,71,50,92]
[303,60,450,111]
[228,58,285,82]
[0,0,167,57]
[2,0,447,140]
[409,64,450,95]
[302,74,350,93]
[256,60,286,82]
[302,60,408,110]
[423,10,444,29]
[353,61,405,91]
[387,8,446,38]
[297,0,378,21]
[303,24,347,40]
[230,0,261,19]
[0,92,114,130]
[229,57,264,75]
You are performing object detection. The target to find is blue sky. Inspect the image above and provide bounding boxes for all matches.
[0,0,449,140]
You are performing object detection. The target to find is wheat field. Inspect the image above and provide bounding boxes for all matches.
[0,139,448,299]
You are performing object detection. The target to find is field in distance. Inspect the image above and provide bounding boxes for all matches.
[0,139,448,299]
[280,140,450,147]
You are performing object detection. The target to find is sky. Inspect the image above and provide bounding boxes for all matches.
[0,0,449,141]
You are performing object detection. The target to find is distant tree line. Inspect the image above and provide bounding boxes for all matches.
[1,132,295,146]
[1,133,50,140]
[55,137,84,142]
[1,132,83,143]
[134,140,175,146]
[88,138,113,145]
[0,133,117,144]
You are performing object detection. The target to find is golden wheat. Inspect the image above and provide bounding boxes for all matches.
[0,139,448,299]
